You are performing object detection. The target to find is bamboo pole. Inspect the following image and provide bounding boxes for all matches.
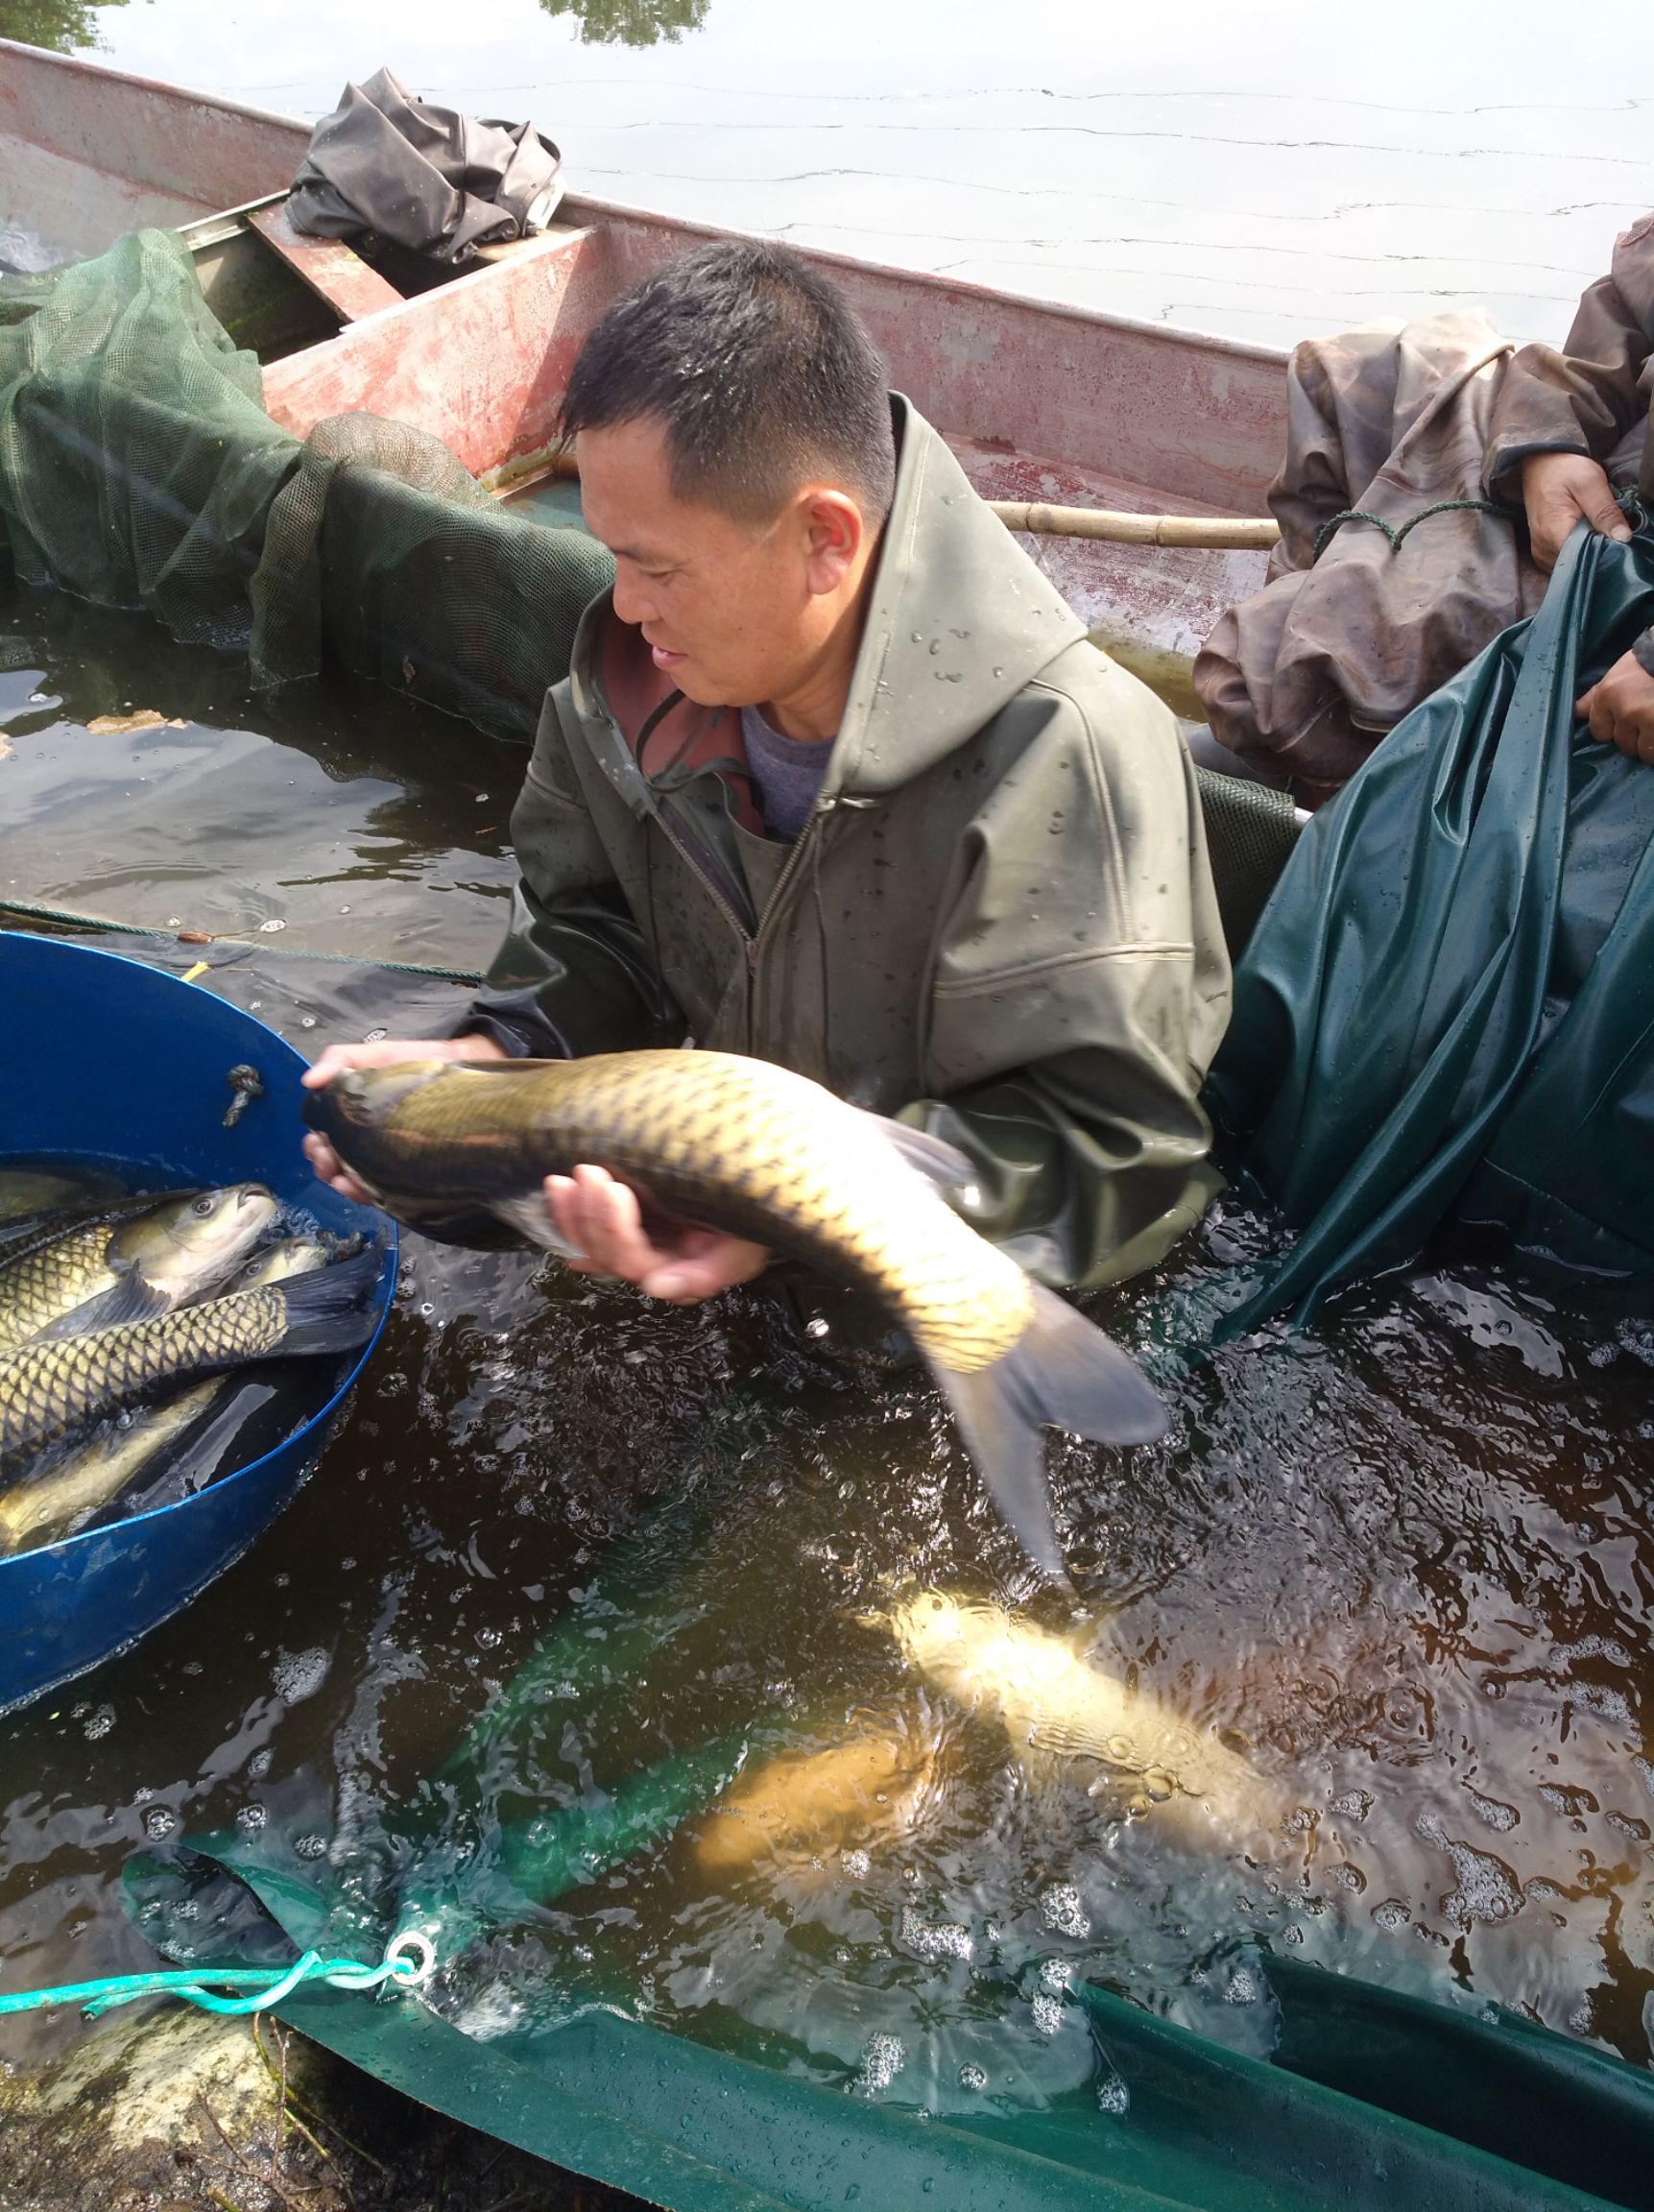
[494,451,1281,550]
[988,501,1280,550]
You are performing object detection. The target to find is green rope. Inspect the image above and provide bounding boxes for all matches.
[1312,496,1508,563]
[0,896,485,986]
[0,1934,434,2021]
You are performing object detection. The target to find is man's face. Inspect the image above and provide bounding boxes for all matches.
[576,416,863,711]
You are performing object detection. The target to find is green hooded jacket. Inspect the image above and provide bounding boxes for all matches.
[465,397,1232,1289]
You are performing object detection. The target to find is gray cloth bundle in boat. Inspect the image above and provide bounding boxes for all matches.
[288,66,563,263]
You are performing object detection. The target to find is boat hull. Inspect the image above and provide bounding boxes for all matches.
[0,38,1288,685]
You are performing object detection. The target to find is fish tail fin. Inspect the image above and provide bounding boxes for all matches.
[271,1244,387,1358]
[931,1285,1167,1580]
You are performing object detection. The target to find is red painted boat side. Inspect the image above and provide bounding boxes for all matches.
[1,38,1291,665]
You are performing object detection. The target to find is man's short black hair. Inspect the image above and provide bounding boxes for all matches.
[560,240,897,525]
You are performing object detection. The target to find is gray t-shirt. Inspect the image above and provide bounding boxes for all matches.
[740,704,834,842]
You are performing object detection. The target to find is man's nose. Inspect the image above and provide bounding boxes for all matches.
[611,565,656,630]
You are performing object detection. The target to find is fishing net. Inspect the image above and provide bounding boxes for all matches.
[0,229,612,733]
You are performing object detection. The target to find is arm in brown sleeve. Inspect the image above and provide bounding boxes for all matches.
[1483,213,1654,500]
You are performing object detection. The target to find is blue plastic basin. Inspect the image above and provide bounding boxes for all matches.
[0,932,396,1716]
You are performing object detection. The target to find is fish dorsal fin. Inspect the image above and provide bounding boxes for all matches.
[33,1275,170,1340]
[857,1113,973,1190]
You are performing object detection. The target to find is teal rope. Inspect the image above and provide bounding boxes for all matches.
[1312,496,1507,563]
[0,896,485,986]
[0,1939,431,2021]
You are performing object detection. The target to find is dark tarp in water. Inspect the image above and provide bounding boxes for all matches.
[124,1721,1654,2212]
[287,67,563,265]
[1207,520,1654,1331]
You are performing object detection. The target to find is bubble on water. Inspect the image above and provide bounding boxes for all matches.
[294,1834,327,1861]
[84,1704,114,1741]
[1636,1757,1654,1803]
[476,1626,502,1649]
[1096,2072,1131,2117]
[273,1647,329,1703]
[299,1016,316,1030]
[1330,1789,1375,1821]
[958,2062,988,2091]
[1462,1783,1519,1833]
[419,1302,435,1317]
[1417,1814,1524,1926]
[248,1748,272,1782]
[1039,1959,1073,1994]
[364,1027,387,1044]
[236,1803,267,1834]
[258,917,285,933]
[143,1807,178,1841]
[842,1849,871,1880]
[1226,1961,1265,2006]
[1040,1885,1091,1939]
[854,2032,905,2092]
[1371,1898,1411,1932]
[900,1909,972,1963]
[1031,1990,1066,2036]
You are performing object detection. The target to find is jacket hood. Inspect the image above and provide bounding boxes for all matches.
[829,395,1087,799]
[568,396,1087,814]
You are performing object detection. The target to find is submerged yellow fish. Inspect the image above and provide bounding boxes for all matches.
[305,1053,1168,1575]
[694,1719,937,1871]
[885,1592,1282,1837]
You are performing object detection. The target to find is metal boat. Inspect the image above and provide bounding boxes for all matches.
[0,36,1289,711]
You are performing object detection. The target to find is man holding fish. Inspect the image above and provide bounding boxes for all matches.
[306,241,1229,1286]
[302,242,1231,1570]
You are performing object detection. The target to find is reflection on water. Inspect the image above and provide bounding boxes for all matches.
[0,581,521,973]
[0,0,124,55]
[539,0,707,48]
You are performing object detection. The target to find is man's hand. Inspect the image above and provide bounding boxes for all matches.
[300,1033,510,1203]
[1521,451,1633,572]
[1576,645,1654,763]
[544,1163,769,1304]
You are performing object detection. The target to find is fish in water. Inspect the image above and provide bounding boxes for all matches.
[304,1054,1168,1575]
[694,1718,938,1871]
[0,1236,340,1552]
[0,1186,277,1354]
[883,1591,1282,1838]
[0,1245,382,1481]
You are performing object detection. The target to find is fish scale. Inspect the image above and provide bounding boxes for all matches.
[0,1286,293,1477]
[0,1223,130,1354]
[342,1050,1035,1373]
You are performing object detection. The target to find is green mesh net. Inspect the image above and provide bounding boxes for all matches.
[0,228,611,732]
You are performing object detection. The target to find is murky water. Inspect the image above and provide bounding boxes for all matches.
[10,0,1654,348]
[0,570,1651,2127]
[0,580,520,969]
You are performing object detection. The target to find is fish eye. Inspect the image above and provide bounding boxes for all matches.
[191,1194,216,1217]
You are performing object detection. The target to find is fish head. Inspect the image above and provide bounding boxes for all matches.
[886,1590,985,1675]
[120,1184,279,1298]
[228,1235,333,1291]
[303,1059,456,1138]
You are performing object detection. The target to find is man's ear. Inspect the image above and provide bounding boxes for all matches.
[799,488,867,597]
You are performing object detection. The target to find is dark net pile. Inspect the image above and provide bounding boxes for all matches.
[0,228,611,735]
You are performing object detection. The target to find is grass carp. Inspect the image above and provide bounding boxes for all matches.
[0,1186,276,1353]
[0,1246,381,1480]
[0,1237,339,1552]
[304,1053,1168,1576]
[884,1591,1282,1839]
